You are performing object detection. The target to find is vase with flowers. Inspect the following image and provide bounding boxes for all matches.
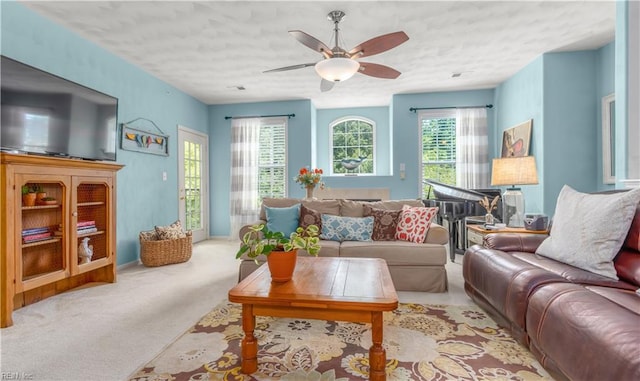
[479,196,500,226]
[294,166,325,199]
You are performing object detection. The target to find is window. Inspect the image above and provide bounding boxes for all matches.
[330,117,375,175]
[420,110,457,198]
[258,119,286,199]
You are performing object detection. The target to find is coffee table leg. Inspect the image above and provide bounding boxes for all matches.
[369,311,386,381]
[241,304,258,374]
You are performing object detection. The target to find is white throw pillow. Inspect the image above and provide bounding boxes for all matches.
[535,185,640,279]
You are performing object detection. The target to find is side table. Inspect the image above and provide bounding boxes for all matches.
[466,225,549,248]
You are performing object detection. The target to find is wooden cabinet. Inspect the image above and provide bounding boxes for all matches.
[1,153,123,327]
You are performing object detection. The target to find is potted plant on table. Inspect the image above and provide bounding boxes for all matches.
[236,224,321,282]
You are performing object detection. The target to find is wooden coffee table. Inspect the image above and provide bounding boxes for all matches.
[228,257,398,381]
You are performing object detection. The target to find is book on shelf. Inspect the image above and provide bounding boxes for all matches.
[77,227,98,235]
[22,227,50,236]
[77,220,96,228]
[23,232,52,243]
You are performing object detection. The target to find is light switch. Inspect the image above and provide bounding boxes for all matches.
[162,171,167,181]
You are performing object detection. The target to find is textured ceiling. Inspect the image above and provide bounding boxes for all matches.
[22,1,616,109]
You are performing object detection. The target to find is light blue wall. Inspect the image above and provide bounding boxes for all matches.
[494,49,612,217]
[316,106,391,175]
[493,56,544,214]
[208,100,314,237]
[543,51,598,210]
[393,89,496,198]
[596,42,616,190]
[1,2,209,264]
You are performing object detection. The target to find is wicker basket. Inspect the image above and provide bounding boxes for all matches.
[139,230,193,267]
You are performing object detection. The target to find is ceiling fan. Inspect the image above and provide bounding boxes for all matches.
[264,10,409,92]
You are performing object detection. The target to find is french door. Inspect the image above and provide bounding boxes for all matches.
[178,126,209,243]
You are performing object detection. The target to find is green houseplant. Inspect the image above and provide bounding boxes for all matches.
[21,185,37,206]
[236,224,321,282]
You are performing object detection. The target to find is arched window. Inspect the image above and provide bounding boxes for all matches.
[330,117,375,175]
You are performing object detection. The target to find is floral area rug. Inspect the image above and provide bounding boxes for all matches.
[130,302,553,380]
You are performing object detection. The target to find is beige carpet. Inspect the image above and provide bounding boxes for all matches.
[130,301,553,380]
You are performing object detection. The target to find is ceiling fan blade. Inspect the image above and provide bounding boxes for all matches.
[349,31,409,58]
[320,79,335,92]
[263,63,316,73]
[289,30,333,58]
[358,62,401,79]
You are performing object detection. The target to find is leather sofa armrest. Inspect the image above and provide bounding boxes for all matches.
[483,233,548,253]
[238,220,267,241]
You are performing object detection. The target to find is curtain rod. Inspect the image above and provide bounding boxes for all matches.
[409,104,493,113]
[224,113,295,120]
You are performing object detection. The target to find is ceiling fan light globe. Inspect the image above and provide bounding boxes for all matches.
[315,58,360,82]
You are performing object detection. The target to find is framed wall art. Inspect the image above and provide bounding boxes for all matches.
[501,119,532,157]
[120,118,169,156]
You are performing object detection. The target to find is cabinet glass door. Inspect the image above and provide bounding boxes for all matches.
[71,177,113,274]
[16,175,69,292]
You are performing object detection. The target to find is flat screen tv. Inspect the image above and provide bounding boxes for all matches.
[1,56,118,161]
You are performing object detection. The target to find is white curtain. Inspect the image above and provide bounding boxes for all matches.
[230,118,261,238]
[456,108,489,188]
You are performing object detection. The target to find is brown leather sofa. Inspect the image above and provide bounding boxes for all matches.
[463,208,640,381]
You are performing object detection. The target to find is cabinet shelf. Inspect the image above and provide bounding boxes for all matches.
[78,201,104,207]
[21,237,61,248]
[77,230,105,238]
[22,204,60,211]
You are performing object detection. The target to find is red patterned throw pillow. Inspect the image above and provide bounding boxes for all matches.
[395,205,439,243]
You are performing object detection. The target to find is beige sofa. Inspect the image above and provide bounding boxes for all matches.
[238,198,449,292]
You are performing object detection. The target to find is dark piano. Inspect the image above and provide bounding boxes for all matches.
[423,180,502,262]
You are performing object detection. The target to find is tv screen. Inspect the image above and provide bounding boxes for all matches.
[1,56,118,161]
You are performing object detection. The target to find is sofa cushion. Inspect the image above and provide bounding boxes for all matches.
[512,252,636,291]
[260,198,339,220]
[395,205,439,243]
[340,199,365,217]
[535,185,640,279]
[265,204,300,237]
[368,199,425,210]
[320,215,373,242]
[526,283,640,381]
[299,204,322,230]
[155,220,186,240]
[340,240,446,266]
[303,199,341,215]
[363,205,401,241]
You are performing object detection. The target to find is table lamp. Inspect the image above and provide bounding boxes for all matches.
[490,156,539,227]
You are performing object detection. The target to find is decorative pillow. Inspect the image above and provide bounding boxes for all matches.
[623,205,640,251]
[265,204,300,237]
[139,230,158,241]
[363,205,402,241]
[320,215,374,242]
[155,220,186,240]
[395,205,439,243]
[536,185,640,279]
[299,204,322,230]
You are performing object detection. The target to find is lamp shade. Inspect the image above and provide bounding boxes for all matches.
[315,58,360,82]
[491,156,539,186]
